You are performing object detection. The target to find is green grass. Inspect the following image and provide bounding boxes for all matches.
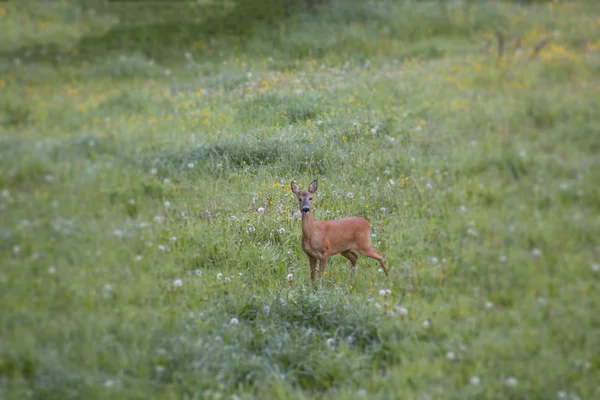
[1,0,600,398]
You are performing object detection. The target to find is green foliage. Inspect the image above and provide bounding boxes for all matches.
[1,0,599,399]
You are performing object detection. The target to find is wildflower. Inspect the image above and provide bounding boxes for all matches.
[225,276,231,282]
[410,157,416,163]
[484,301,494,310]
[217,273,223,280]
[346,192,354,199]
[12,245,20,255]
[257,207,265,213]
[151,168,158,176]
[467,228,478,237]
[164,201,171,208]
[353,121,358,127]
[104,379,115,388]
[431,257,439,265]
[470,376,480,385]
[446,351,456,361]
[128,198,135,205]
[506,377,518,387]
[173,279,183,287]
[422,320,430,328]
[499,254,507,262]
[326,338,335,347]
[279,228,285,233]
[230,317,239,325]
[426,183,433,190]
[357,389,367,397]
[155,365,165,374]
[263,305,270,314]
[247,72,252,79]
[187,162,195,169]
[518,149,527,158]
[371,127,378,134]
[380,207,387,212]
[384,169,390,175]
[317,120,323,126]
[195,269,202,276]
[113,229,123,237]
[104,283,113,293]
[247,225,256,233]
[395,306,408,315]
[158,245,166,252]
[286,273,293,281]
[531,248,542,257]
[460,205,467,213]
[44,174,54,182]
[164,69,171,76]
[591,263,599,272]
[170,236,177,242]
[48,266,56,274]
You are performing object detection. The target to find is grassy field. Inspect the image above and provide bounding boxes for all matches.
[1,0,599,398]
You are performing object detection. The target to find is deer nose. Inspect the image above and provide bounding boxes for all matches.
[302,206,310,213]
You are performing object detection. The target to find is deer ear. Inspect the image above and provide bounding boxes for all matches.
[309,180,318,193]
[291,181,300,195]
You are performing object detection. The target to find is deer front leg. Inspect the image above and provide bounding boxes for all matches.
[319,257,328,277]
[309,256,318,281]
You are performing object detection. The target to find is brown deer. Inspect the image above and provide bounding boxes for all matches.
[291,179,389,280]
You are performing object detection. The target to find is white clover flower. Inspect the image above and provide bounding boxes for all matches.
[164,201,171,208]
[257,207,265,213]
[153,215,165,223]
[371,127,378,134]
[591,263,599,272]
[467,228,478,237]
[484,301,494,310]
[317,120,323,126]
[353,121,358,127]
[247,225,256,233]
[247,72,252,79]
[195,269,202,276]
[286,273,294,281]
[426,183,433,190]
[238,272,242,277]
[446,351,456,361]
[104,283,113,293]
[431,257,439,265]
[164,69,171,76]
[225,276,231,282]
[379,289,386,296]
[506,377,518,387]
[357,389,367,397]
[173,279,183,287]
[384,169,390,175]
[170,236,177,242]
[346,192,353,199]
[410,157,416,163]
[151,168,158,175]
[499,254,507,262]
[422,320,430,328]
[158,244,166,252]
[217,273,223,280]
[326,338,335,347]
[230,317,239,325]
[128,198,135,205]
[163,178,171,184]
[155,365,165,374]
[48,266,56,274]
[104,379,115,388]
[460,205,467,213]
[531,248,542,257]
[12,246,21,254]
[279,228,285,233]
[470,376,480,385]
[187,162,195,169]
[380,207,387,212]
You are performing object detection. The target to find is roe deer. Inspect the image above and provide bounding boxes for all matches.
[291,179,389,280]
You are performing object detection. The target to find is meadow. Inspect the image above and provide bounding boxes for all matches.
[1,0,599,398]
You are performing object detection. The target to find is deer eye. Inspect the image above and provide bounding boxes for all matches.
[309,197,313,201]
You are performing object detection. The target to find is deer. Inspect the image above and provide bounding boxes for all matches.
[291,179,389,280]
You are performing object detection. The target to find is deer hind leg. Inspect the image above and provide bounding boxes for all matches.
[341,250,359,276]
[318,257,328,277]
[358,246,389,276]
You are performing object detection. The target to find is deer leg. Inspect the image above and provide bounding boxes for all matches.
[358,247,389,276]
[309,256,318,281]
[341,250,359,276]
[319,257,328,277]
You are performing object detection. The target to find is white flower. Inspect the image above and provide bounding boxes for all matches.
[286,273,294,281]
[151,168,158,176]
[460,205,467,212]
[384,169,390,175]
[104,379,115,388]
[467,227,478,237]
[506,377,518,387]
[170,236,177,242]
[431,257,439,265]
[173,279,183,287]
[484,301,494,310]
[164,69,171,76]
[357,389,367,397]
[426,183,433,190]
[446,351,456,361]
[12,245,21,254]
[380,207,387,212]
[557,391,567,399]
[519,149,527,158]
[263,305,270,314]
[187,163,195,169]
[279,228,285,233]
[395,306,408,315]
[470,376,480,385]
[247,225,256,233]
[230,317,239,325]
[163,178,171,184]
[155,365,165,374]
[238,272,242,277]
[164,201,171,208]
[371,127,377,134]
[326,338,335,347]
[410,157,416,163]
[158,244,166,252]
[217,273,223,280]
[346,192,353,199]
[353,121,358,127]
[591,263,599,272]
[225,276,231,282]
[422,320,430,328]
[257,207,265,213]
[531,248,542,257]
[195,269,202,276]
[317,120,323,126]
[48,266,56,274]
[128,198,135,205]
[379,289,386,296]
[44,174,54,182]
[104,283,113,293]
[247,72,252,79]
[499,254,507,262]
[153,215,165,223]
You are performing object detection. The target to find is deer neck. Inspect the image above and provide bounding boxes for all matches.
[301,210,316,239]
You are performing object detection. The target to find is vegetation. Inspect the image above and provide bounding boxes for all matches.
[1,0,599,398]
